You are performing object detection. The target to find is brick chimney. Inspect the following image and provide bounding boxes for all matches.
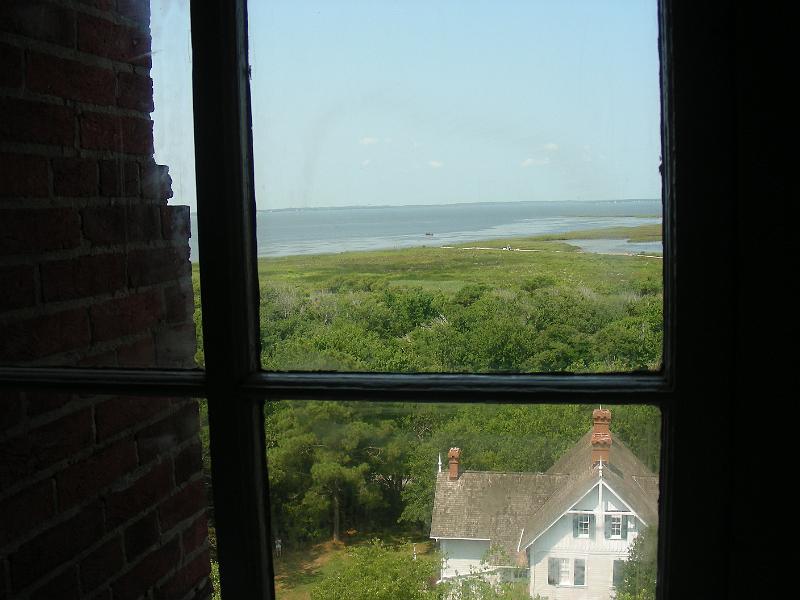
[448,447,462,480]
[591,408,612,465]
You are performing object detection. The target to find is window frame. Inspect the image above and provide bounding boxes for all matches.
[578,514,591,538]
[0,1,741,599]
[610,515,623,539]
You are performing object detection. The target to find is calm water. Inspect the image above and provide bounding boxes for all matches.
[189,200,661,260]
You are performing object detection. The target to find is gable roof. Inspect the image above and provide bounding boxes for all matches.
[430,429,659,564]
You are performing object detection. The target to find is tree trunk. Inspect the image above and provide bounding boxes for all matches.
[332,493,340,542]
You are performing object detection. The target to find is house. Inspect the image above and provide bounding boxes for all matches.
[430,409,658,599]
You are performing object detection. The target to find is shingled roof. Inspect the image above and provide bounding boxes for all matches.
[430,421,659,565]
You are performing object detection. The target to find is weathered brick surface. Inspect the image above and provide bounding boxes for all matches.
[0,2,206,598]
[90,289,163,342]
[0,265,36,311]
[56,439,138,509]
[137,403,200,465]
[0,97,74,146]
[0,208,81,255]
[10,503,104,591]
[52,157,99,197]
[0,153,48,198]
[0,480,56,548]
[27,53,116,106]
[0,42,23,88]
[41,253,127,302]
[78,13,151,67]
[0,308,91,362]
[111,537,180,600]
[79,536,124,593]
[155,549,211,600]
[124,511,159,561]
[29,565,81,600]
[0,1,76,48]
[105,460,172,528]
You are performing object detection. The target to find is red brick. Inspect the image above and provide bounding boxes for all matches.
[128,246,190,287]
[0,308,90,363]
[0,208,81,255]
[181,515,209,556]
[95,396,169,441]
[80,111,120,151]
[81,206,126,246]
[0,265,35,311]
[27,52,115,106]
[111,537,179,600]
[0,2,76,48]
[78,14,151,67]
[161,205,191,241]
[155,323,196,367]
[56,439,138,509]
[117,72,153,112]
[155,548,210,600]
[105,460,172,528]
[0,97,73,146]
[174,441,203,486]
[26,392,73,417]
[124,511,159,561]
[116,335,156,368]
[127,205,161,242]
[137,403,199,465]
[90,290,163,343]
[52,157,98,197]
[10,503,104,591]
[0,480,56,548]
[0,153,49,198]
[0,409,93,488]
[158,479,205,532]
[0,391,24,431]
[41,253,126,302]
[120,116,153,155]
[0,43,23,88]
[29,565,80,600]
[117,0,150,30]
[164,281,194,323]
[80,536,123,592]
[141,163,171,200]
[99,160,139,196]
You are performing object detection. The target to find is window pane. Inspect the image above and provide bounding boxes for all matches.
[264,403,659,598]
[249,1,663,373]
[0,0,200,369]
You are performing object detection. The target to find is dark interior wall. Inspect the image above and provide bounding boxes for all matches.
[0,1,210,598]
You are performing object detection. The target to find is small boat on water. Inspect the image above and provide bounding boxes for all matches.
[425,232,434,236]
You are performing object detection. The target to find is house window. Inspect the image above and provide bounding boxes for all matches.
[613,559,625,588]
[611,515,623,538]
[579,514,591,537]
[574,558,586,586]
[559,558,571,585]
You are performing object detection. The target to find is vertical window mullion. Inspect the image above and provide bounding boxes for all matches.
[191,1,272,599]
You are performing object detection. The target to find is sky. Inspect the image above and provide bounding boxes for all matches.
[151,0,661,211]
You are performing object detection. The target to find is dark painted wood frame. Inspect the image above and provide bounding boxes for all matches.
[0,0,739,598]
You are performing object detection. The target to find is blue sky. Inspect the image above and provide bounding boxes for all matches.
[152,1,661,211]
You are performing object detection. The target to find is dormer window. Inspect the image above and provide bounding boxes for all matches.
[611,515,623,538]
[578,514,591,537]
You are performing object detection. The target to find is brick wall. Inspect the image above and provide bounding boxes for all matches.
[0,1,210,598]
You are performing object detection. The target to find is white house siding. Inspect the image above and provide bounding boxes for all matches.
[440,539,491,580]
[529,483,641,600]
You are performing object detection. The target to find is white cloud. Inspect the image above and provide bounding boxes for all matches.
[359,136,380,145]
[428,160,444,169]
[521,157,550,167]
[544,142,559,152]
[361,159,371,167]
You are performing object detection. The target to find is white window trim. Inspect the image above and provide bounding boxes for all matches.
[578,514,591,538]
[610,514,623,539]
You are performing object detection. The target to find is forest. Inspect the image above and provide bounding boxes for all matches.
[193,225,663,598]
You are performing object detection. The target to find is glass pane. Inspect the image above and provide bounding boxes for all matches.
[0,0,200,368]
[265,403,660,599]
[249,1,663,373]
